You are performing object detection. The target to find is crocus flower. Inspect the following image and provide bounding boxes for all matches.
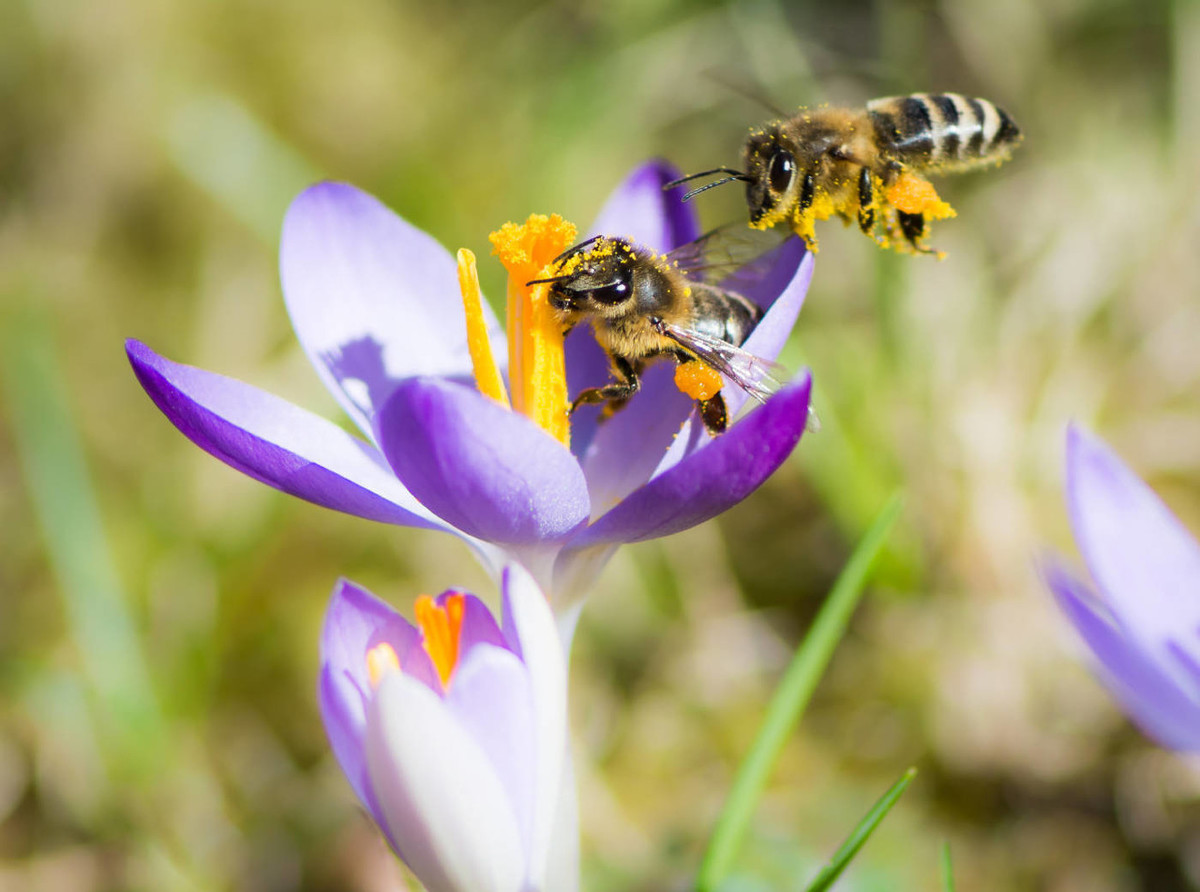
[1045,425,1200,750]
[320,564,574,892]
[127,161,814,603]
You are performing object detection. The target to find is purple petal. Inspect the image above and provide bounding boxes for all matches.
[579,364,695,516]
[719,236,810,315]
[569,372,812,548]
[318,579,423,832]
[378,378,590,546]
[1045,561,1200,750]
[1066,426,1200,667]
[439,591,509,657]
[446,645,537,863]
[127,340,444,530]
[724,248,814,418]
[586,159,700,252]
[280,182,506,440]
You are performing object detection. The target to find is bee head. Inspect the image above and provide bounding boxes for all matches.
[743,126,801,226]
[538,237,638,318]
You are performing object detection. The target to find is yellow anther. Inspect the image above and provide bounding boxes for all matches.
[366,642,400,690]
[457,248,510,407]
[489,214,578,447]
[415,593,466,688]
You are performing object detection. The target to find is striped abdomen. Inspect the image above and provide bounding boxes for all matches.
[867,93,1021,171]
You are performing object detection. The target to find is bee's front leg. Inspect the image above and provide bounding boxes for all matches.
[857,167,876,233]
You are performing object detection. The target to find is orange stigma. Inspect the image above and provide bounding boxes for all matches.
[415,593,466,688]
[489,214,578,447]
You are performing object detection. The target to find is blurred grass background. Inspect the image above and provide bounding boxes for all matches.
[2,0,1199,889]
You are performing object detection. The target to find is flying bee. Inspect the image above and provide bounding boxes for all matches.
[529,232,789,436]
[668,92,1022,254]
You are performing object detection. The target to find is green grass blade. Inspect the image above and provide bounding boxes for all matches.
[941,842,956,892]
[802,767,918,892]
[695,492,904,892]
[1,308,167,775]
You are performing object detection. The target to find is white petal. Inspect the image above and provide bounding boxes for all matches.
[365,673,525,892]
[501,564,570,890]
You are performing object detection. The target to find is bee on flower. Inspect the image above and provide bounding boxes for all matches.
[127,162,815,603]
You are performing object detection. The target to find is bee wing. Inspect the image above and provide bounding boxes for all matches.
[654,320,786,405]
[666,225,792,285]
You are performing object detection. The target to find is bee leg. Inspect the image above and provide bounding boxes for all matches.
[570,359,640,421]
[897,211,927,249]
[697,393,728,435]
[857,168,876,233]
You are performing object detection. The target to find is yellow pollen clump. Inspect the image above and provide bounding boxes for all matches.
[675,362,723,401]
[457,248,510,408]
[489,214,578,447]
[366,642,400,690]
[885,173,956,220]
[415,593,466,688]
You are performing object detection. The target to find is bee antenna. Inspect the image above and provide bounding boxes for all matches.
[525,274,574,287]
[664,167,748,190]
[550,235,604,267]
[680,175,752,202]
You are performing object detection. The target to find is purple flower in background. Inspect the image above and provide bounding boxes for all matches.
[320,564,575,892]
[1045,426,1200,749]
[127,161,814,602]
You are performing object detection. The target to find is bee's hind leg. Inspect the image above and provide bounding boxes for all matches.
[697,393,728,435]
[897,210,939,254]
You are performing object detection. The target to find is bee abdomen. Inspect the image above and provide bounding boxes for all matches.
[689,285,761,347]
[867,93,1021,168]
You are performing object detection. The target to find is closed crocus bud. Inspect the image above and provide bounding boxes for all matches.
[318,564,575,892]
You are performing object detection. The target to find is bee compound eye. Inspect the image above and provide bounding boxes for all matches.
[589,280,629,306]
[768,151,796,194]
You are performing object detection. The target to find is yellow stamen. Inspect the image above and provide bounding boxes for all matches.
[489,214,578,447]
[366,642,400,690]
[457,248,510,407]
[885,173,956,220]
[415,592,466,688]
[675,362,723,401]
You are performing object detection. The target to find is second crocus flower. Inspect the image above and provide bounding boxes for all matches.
[319,564,574,892]
[1045,426,1200,750]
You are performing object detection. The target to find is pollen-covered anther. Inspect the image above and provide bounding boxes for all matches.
[415,592,466,688]
[366,642,400,690]
[885,173,956,220]
[675,362,723,401]
[457,248,510,408]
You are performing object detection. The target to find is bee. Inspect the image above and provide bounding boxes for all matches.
[668,92,1022,254]
[528,233,788,435]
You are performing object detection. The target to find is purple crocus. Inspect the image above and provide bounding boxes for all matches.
[1045,425,1200,750]
[320,564,574,892]
[127,161,814,603]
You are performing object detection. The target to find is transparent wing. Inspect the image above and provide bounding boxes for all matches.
[653,320,786,404]
[666,225,792,285]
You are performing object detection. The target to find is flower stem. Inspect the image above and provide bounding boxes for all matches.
[695,490,904,892]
